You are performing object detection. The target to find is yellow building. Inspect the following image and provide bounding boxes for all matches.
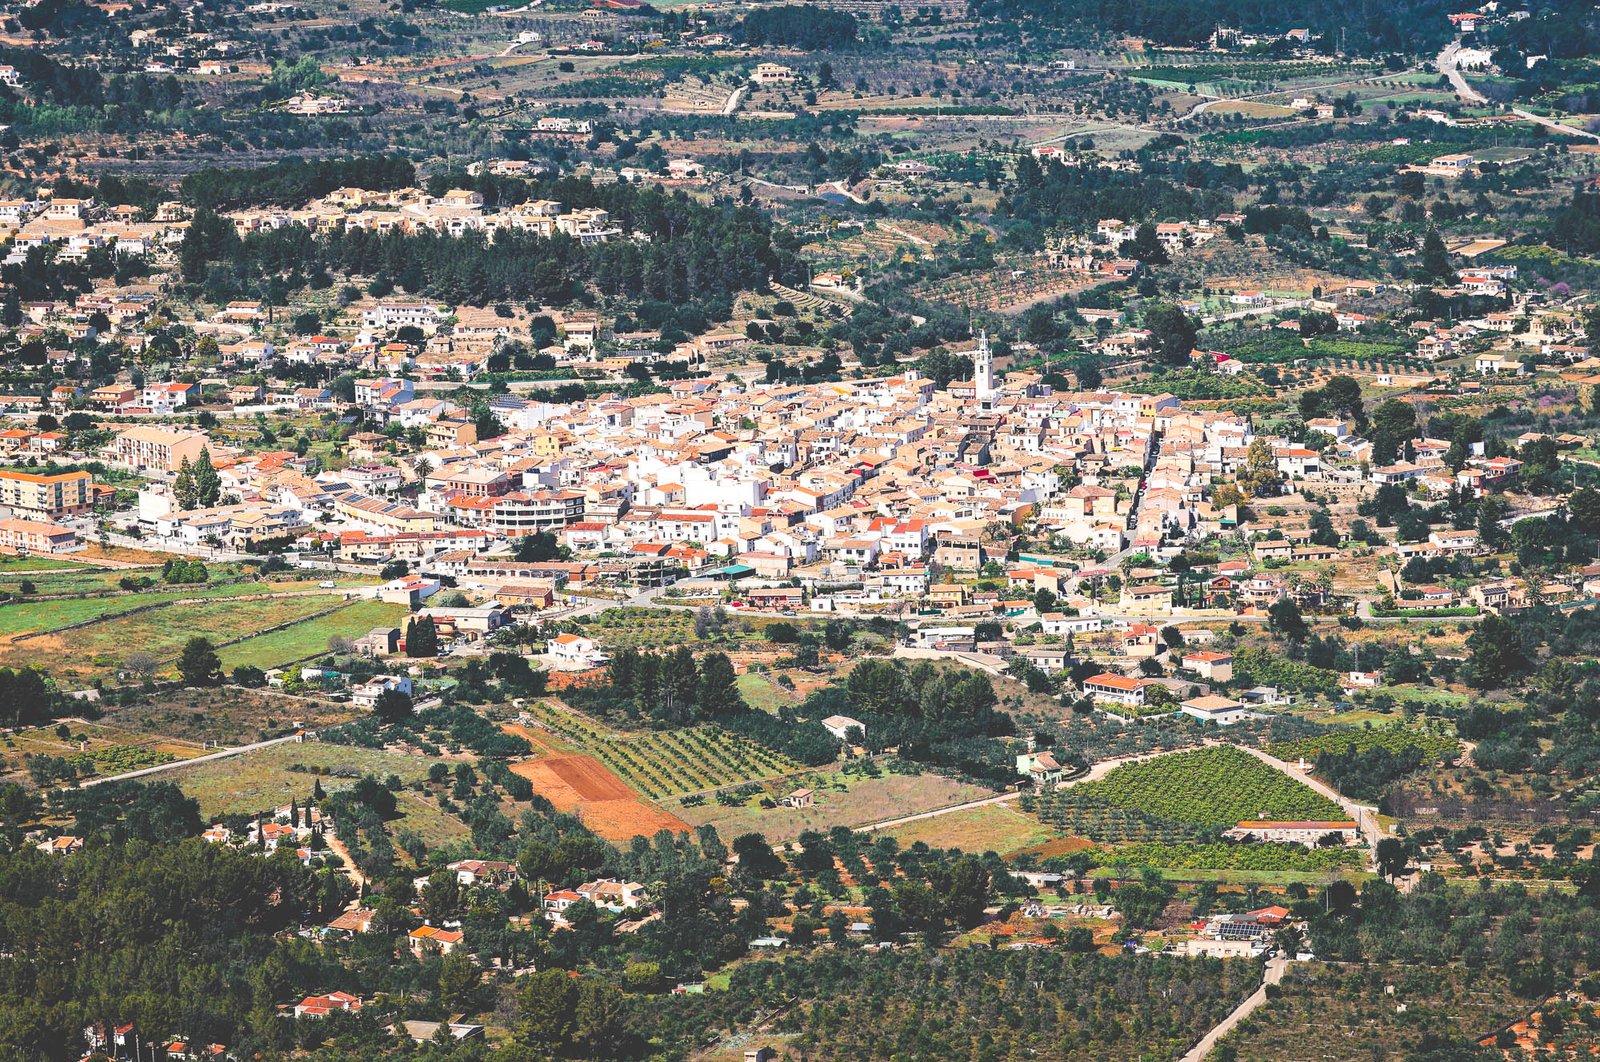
[0,468,93,517]
[110,425,209,474]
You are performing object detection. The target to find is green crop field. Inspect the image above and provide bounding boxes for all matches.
[1085,840,1363,872]
[0,556,88,573]
[0,592,365,683]
[217,600,411,672]
[1040,747,1343,831]
[0,576,372,639]
[0,568,160,596]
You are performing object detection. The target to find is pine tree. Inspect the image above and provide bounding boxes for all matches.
[177,636,222,687]
[1421,228,1453,280]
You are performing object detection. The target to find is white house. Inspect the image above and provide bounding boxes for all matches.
[821,714,865,742]
[547,632,606,670]
[350,675,413,708]
[1179,694,1249,726]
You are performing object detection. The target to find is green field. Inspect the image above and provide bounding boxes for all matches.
[0,556,87,573]
[217,600,411,672]
[0,593,172,637]
[0,567,162,596]
[0,592,372,683]
[1048,747,1344,829]
[735,672,793,712]
[1085,866,1372,885]
[0,577,371,639]
[1268,728,1459,764]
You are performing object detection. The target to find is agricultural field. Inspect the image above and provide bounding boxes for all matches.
[0,566,163,596]
[1033,747,1344,835]
[0,592,176,638]
[0,586,386,684]
[1267,728,1460,765]
[884,802,1054,856]
[518,699,801,799]
[1084,841,1363,873]
[679,762,995,843]
[1218,964,1530,1060]
[800,219,953,265]
[576,607,700,649]
[909,258,1097,314]
[0,556,90,573]
[216,600,411,673]
[0,573,371,639]
[734,671,796,712]
[1205,100,1295,119]
[391,788,474,848]
[508,751,690,844]
[166,740,444,817]
[0,721,205,785]
[3,594,358,685]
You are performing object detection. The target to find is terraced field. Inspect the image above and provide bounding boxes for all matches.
[520,700,801,799]
[217,600,411,672]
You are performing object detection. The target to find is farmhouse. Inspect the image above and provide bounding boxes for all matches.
[1225,820,1359,846]
[548,632,606,670]
[821,714,865,742]
[1179,695,1249,726]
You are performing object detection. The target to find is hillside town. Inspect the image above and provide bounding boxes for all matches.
[9,0,1600,1056]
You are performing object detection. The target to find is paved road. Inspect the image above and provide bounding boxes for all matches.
[1511,108,1600,141]
[1438,41,1488,104]
[1182,956,1289,1062]
[79,733,305,787]
[1439,40,1600,141]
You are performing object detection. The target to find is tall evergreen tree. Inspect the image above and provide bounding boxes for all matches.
[173,455,196,510]
[406,615,440,658]
[192,446,221,508]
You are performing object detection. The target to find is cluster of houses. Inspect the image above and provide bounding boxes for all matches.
[200,803,327,865]
[226,185,622,245]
